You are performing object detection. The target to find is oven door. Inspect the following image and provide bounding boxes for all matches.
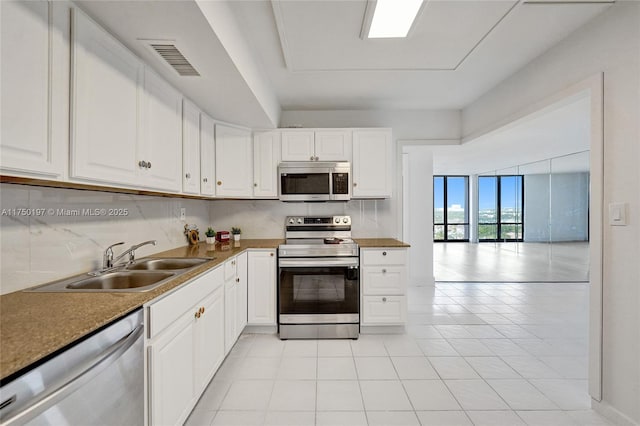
[278,257,359,325]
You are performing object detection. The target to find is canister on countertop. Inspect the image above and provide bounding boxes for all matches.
[216,231,230,242]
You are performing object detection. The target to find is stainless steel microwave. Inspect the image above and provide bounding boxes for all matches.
[278,162,351,201]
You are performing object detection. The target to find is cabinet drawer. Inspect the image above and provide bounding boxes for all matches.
[148,265,223,338]
[362,266,406,295]
[224,257,237,281]
[361,295,407,325]
[362,249,406,266]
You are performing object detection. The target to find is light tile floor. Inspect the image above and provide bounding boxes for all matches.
[187,282,612,425]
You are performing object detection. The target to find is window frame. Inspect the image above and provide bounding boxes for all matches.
[477,175,525,242]
[433,175,470,242]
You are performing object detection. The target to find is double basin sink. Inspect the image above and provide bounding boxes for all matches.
[27,257,214,293]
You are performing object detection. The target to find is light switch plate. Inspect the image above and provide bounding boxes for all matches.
[608,202,627,226]
[180,207,186,221]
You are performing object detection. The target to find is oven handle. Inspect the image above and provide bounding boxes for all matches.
[278,257,359,268]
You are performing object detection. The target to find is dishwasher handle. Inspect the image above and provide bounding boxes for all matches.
[1,322,144,426]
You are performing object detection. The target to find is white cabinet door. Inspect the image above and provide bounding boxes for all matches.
[247,250,276,325]
[236,252,248,333]
[352,130,392,198]
[200,113,216,196]
[281,131,315,161]
[315,130,352,162]
[215,124,253,197]
[362,266,406,295]
[361,295,407,325]
[182,99,201,194]
[194,285,225,392]
[253,131,280,198]
[0,0,62,178]
[140,67,182,192]
[224,278,237,355]
[70,8,141,186]
[149,316,196,426]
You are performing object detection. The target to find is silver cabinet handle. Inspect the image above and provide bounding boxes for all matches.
[315,156,319,161]
[310,156,314,161]
[203,178,208,183]
[353,182,358,187]
[382,251,387,256]
[138,160,147,168]
[185,173,191,179]
[382,269,387,273]
[236,277,240,283]
[254,183,258,187]
[382,297,387,302]
[147,162,151,169]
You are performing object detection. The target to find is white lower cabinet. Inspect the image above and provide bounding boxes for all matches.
[360,247,408,326]
[247,250,277,325]
[147,266,224,426]
[224,252,248,354]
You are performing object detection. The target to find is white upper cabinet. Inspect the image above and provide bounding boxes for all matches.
[1,0,64,178]
[215,124,253,197]
[253,131,280,198]
[139,67,182,192]
[352,129,392,198]
[281,131,315,161]
[281,130,352,162]
[70,8,142,186]
[200,113,216,197]
[315,130,352,161]
[182,99,201,195]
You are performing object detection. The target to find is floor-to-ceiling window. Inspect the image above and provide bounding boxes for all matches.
[433,176,469,241]
[478,175,524,242]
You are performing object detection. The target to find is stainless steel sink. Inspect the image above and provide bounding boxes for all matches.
[66,271,175,291]
[26,257,214,293]
[27,270,177,292]
[125,257,213,271]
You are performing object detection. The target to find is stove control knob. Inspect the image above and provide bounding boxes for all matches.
[335,217,340,224]
[297,218,303,224]
[343,217,349,224]
[288,218,295,225]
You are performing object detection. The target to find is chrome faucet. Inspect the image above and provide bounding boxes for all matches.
[103,241,125,269]
[100,240,157,272]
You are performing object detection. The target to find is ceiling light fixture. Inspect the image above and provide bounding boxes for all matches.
[367,0,424,39]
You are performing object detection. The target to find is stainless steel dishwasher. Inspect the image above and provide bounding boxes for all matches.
[0,309,144,426]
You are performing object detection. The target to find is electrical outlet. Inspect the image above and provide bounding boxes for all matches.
[180,208,186,221]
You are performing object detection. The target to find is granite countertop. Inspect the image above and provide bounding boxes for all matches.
[354,238,410,248]
[0,237,407,381]
[0,239,282,382]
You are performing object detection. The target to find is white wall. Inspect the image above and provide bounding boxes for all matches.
[280,109,461,141]
[402,146,434,285]
[462,3,640,422]
[524,172,590,242]
[0,184,210,295]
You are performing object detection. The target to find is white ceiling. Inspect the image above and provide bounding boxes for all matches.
[231,0,611,111]
[74,0,611,126]
[431,94,591,175]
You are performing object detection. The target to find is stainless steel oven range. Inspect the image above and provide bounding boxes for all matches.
[278,216,359,339]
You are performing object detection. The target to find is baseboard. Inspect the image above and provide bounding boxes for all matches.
[360,325,406,334]
[244,325,277,334]
[592,398,638,426]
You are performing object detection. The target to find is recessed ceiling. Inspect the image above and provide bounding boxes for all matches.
[431,94,591,175]
[231,0,612,111]
[271,0,518,71]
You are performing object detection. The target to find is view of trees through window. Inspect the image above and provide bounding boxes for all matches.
[433,176,469,241]
[478,175,524,242]
[433,175,523,242]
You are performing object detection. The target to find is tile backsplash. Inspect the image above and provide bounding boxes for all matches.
[0,184,210,294]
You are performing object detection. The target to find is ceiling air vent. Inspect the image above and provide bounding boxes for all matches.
[149,42,200,77]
